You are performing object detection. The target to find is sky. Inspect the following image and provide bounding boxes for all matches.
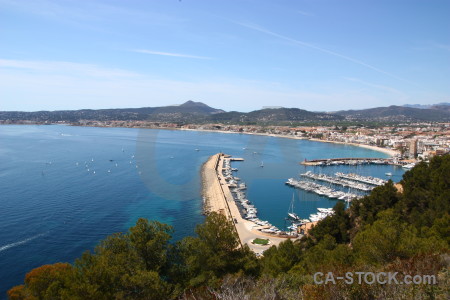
[1,0,449,112]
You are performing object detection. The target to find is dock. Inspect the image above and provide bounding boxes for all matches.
[301,157,393,166]
[230,157,244,161]
[201,153,295,255]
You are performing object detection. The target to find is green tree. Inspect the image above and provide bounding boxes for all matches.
[352,210,446,266]
[179,212,259,287]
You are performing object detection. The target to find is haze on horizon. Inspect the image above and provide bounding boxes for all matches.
[1,0,449,112]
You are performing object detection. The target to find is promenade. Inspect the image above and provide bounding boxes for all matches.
[202,153,295,254]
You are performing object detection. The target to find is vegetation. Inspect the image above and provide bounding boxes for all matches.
[3,101,449,125]
[252,238,270,245]
[8,155,450,299]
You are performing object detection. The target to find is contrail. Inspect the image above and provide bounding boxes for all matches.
[237,22,408,83]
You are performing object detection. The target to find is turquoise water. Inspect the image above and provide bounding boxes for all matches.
[0,125,405,296]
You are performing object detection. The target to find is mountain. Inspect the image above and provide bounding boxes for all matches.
[210,107,343,124]
[151,100,224,115]
[2,101,449,124]
[336,105,450,122]
[0,101,224,123]
[403,102,450,109]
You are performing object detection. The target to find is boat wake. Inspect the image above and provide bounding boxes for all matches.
[0,233,46,253]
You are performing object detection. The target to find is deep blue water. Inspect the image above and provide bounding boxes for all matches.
[0,125,404,296]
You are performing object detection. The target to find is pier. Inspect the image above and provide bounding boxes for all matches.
[202,153,296,255]
[285,178,361,202]
[301,157,393,166]
[335,172,387,186]
[300,171,374,191]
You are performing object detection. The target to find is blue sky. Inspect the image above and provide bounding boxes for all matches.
[1,0,449,112]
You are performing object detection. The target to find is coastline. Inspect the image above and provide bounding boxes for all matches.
[180,128,399,157]
[0,123,399,157]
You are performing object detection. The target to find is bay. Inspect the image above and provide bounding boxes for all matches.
[0,125,404,296]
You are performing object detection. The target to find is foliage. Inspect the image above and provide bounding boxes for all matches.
[252,238,269,245]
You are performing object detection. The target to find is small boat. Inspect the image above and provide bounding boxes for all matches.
[385,172,392,176]
[260,161,264,168]
[195,149,199,151]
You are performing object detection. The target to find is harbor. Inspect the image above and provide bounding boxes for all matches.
[300,157,396,166]
[335,172,388,186]
[285,178,361,202]
[201,153,301,255]
[300,171,374,191]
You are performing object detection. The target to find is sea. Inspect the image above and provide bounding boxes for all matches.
[0,125,405,296]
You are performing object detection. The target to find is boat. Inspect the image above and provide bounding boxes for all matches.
[287,193,300,221]
[402,163,416,169]
[385,172,392,176]
[260,161,264,168]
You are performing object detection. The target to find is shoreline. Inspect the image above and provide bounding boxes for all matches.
[0,123,399,157]
[180,128,399,157]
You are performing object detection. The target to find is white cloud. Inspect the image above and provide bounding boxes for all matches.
[0,58,412,112]
[0,59,140,78]
[132,49,212,60]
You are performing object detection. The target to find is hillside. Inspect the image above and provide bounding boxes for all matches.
[2,102,450,125]
[337,105,450,122]
[0,101,223,123]
[210,107,344,125]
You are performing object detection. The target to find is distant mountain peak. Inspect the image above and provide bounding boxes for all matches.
[179,100,209,107]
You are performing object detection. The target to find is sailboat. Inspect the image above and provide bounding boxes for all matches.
[287,193,300,221]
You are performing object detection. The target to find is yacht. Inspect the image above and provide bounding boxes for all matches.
[385,172,392,176]
[287,193,300,221]
[402,163,416,169]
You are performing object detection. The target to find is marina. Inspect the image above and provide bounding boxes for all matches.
[202,153,299,254]
[285,178,361,202]
[301,157,395,166]
[335,172,388,186]
[300,171,374,192]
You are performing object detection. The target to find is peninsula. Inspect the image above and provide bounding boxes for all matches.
[201,153,299,254]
